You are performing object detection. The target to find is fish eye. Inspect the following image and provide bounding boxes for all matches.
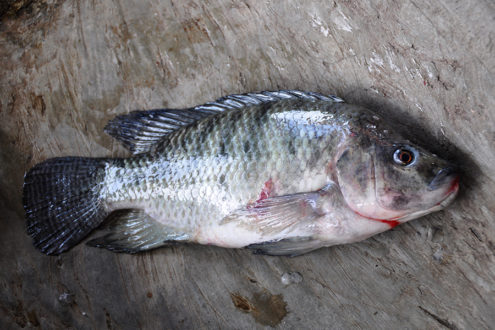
[394,147,416,166]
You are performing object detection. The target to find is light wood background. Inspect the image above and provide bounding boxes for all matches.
[1,0,493,328]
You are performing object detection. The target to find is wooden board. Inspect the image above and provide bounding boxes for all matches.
[1,0,494,328]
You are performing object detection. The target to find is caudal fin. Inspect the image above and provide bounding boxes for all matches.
[23,157,109,255]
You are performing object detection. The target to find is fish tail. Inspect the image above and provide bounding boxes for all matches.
[23,157,110,255]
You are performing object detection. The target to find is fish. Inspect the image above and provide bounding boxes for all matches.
[23,90,460,256]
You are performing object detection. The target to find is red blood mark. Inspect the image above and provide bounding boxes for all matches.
[353,210,401,229]
[423,80,427,86]
[256,179,274,203]
[350,132,357,137]
[447,176,460,195]
[376,219,400,228]
[435,175,460,206]
[298,199,311,217]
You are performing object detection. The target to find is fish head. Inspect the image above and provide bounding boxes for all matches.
[335,135,459,223]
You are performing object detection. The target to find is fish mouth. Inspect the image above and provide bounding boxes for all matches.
[437,174,460,207]
[391,174,460,223]
[352,159,460,225]
[355,175,460,225]
[428,167,458,191]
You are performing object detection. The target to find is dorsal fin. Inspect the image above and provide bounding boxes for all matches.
[105,90,344,154]
[104,108,216,154]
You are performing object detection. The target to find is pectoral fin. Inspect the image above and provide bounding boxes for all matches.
[221,191,325,236]
[221,183,340,237]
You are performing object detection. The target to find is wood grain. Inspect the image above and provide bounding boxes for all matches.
[1,0,494,328]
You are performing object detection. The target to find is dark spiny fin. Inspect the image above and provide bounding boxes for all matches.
[105,90,344,154]
[104,109,217,154]
[23,157,109,255]
[86,209,190,253]
[247,237,323,257]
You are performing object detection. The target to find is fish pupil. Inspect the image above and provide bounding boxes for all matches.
[400,151,411,163]
[394,148,414,165]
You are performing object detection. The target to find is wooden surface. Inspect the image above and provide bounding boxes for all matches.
[1,0,494,328]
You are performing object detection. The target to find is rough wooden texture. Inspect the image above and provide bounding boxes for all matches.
[1,0,494,328]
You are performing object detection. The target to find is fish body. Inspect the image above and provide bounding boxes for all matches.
[23,91,459,255]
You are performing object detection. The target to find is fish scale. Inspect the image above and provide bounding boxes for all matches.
[104,100,336,235]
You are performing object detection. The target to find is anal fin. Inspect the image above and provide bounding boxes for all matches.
[87,209,190,253]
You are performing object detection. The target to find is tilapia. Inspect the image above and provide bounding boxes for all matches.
[23,90,459,256]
